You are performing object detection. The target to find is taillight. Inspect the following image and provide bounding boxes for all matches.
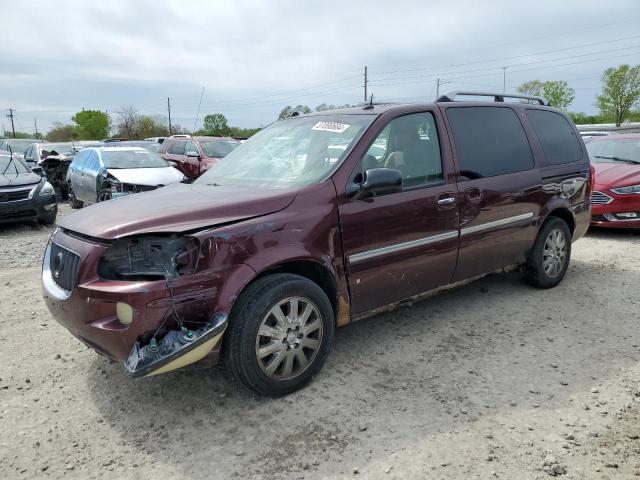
[588,164,595,194]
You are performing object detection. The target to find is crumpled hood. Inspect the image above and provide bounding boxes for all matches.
[106,166,184,186]
[593,162,640,189]
[58,182,297,240]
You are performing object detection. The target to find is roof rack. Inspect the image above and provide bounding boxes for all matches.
[436,90,548,106]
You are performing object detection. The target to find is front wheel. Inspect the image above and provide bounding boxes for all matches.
[68,187,83,209]
[224,273,335,396]
[525,217,572,288]
[97,189,112,202]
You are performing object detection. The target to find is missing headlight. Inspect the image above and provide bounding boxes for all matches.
[98,234,199,281]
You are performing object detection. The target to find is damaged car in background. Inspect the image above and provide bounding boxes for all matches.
[43,94,591,396]
[65,146,184,208]
[23,142,80,199]
[0,151,57,224]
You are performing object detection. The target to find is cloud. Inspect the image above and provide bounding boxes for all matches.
[1,0,639,132]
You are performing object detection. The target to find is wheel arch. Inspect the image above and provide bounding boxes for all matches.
[542,207,575,236]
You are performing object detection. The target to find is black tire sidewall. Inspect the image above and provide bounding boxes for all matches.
[226,274,335,397]
[527,217,572,288]
[98,189,112,202]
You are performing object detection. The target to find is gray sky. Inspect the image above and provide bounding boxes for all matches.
[1,0,639,134]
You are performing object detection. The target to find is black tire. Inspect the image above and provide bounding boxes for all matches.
[525,217,572,288]
[68,187,83,209]
[38,206,58,225]
[224,273,335,397]
[97,189,112,202]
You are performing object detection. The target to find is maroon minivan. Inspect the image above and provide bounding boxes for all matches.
[43,92,591,396]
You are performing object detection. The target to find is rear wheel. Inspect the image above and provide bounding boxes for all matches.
[224,273,335,396]
[525,217,571,288]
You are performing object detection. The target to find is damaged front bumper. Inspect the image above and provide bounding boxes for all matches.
[124,314,227,377]
[42,229,253,375]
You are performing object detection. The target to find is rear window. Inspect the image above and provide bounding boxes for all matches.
[526,110,582,164]
[446,107,534,179]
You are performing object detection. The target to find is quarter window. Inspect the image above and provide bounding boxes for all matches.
[363,112,443,188]
[446,106,534,179]
[168,141,186,155]
[526,109,582,164]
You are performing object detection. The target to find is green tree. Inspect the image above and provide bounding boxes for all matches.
[136,115,170,139]
[517,80,544,97]
[2,130,37,139]
[72,110,110,139]
[45,122,79,142]
[597,64,640,127]
[542,80,575,111]
[277,105,311,120]
[203,113,231,136]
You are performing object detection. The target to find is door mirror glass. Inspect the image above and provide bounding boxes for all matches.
[351,168,403,199]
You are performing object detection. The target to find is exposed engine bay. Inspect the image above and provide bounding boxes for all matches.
[40,153,73,199]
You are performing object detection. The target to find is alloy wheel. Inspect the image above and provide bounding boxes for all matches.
[255,296,323,380]
[98,191,112,202]
[542,228,567,278]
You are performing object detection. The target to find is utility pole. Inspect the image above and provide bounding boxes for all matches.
[502,66,507,93]
[6,108,16,138]
[167,97,172,135]
[363,66,368,103]
[34,118,38,138]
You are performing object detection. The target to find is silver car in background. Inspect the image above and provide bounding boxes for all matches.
[66,147,184,208]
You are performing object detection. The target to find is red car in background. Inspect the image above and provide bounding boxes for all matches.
[160,135,240,179]
[586,134,640,228]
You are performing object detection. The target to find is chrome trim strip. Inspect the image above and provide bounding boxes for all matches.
[348,231,459,264]
[42,242,72,301]
[461,212,535,236]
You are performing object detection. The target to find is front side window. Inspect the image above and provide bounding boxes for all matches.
[526,109,582,164]
[362,112,443,188]
[168,141,186,155]
[447,106,534,179]
[196,114,375,189]
[200,139,240,158]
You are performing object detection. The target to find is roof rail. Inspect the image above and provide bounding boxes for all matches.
[170,134,191,138]
[436,90,548,106]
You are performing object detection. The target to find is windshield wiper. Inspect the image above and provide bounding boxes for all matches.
[594,155,640,164]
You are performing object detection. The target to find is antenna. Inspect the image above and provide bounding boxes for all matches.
[363,93,374,110]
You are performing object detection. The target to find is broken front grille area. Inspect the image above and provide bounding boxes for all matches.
[49,243,81,292]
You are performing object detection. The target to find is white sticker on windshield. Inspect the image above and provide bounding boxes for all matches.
[311,121,350,133]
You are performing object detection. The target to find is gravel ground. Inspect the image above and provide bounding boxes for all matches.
[1,204,639,479]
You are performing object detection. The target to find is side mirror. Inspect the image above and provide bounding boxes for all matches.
[350,168,403,200]
[186,150,200,159]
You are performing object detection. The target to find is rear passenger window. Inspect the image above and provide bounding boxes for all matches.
[526,109,582,164]
[168,141,186,155]
[447,107,534,179]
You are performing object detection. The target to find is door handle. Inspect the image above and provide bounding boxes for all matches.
[436,194,456,209]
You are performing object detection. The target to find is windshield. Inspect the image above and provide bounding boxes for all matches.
[0,155,30,175]
[101,149,168,169]
[195,114,375,188]
[2,140,36,154]
[40,143,74,157]
[200,139,240,158]
[586,139,640,163]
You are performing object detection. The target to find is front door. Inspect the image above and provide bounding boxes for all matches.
[443,105,542,281]
[163,140,190,177]
[338,111,460,315]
